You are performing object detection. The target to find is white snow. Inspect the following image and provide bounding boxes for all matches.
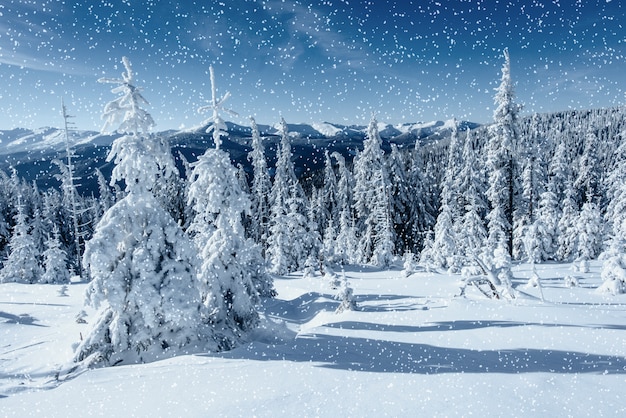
[2,261,626,416]
[311,122,342,137]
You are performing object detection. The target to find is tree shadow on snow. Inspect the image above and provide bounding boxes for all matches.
[212,332,626,375]
[0,311,46,327]
[261,292,338,323]
[324,319,626,333]
[354,294,440,313]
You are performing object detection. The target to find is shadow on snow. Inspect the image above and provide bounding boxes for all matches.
[210,332,626,375]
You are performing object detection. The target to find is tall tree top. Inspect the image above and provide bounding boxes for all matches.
[98,56,155,135]
[493,48,520,126]
[197,65,238,150]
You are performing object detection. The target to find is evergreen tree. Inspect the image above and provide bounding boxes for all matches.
[388,145,413,255]
[98,56,155,135]
[575,200,602,272]
[534,187,560,260]
[267,118,311,274]
[556,184,580,261]
[247,117,271,249]
[353,116,394,265]
[409,138,436,253]
[485,48,519,277]
[0,199,41,284]
[456,128,488,259]
[321,150,339,237]
[197,65,237,149]
[431,121,463,270]
[574,128,600,204]
[95,168,115,211]
[40,225,70,284]
[331,152,359,264]
[75,57,211,366]
[187,148,262,340]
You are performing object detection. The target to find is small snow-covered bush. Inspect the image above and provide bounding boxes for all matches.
[564,275,579,288]
[598,255,626,295]
[335,272,356,313]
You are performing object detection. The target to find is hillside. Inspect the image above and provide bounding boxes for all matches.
[1,261,625,416]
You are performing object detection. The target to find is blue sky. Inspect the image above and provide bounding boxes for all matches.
[0,0,624,131]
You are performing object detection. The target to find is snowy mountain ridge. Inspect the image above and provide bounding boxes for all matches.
[0,118,477,193]
[0,119,477,156]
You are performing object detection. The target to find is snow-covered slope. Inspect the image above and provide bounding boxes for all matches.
[1,261,625,416]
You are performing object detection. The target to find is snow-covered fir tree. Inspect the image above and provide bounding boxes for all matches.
[388,144,413,255]
[431,121,463,270]
[95,168,115,211]
[574,128,601,204]
[321,150,339,233]
[247,117,271,250]
[575,200,602,272]
[98,56,155,135]
[330,151,359,264]
[40,225,70,284]
[267,118,312,274]
[75,57,212,366]
[187,148,263,342]
[197,65,238,148]
[353,116,394,265]
[485,48,519,282]
[409,138,436,253]
[456,128,488,259]
[556,184,580,261]
[0,199,42,284]
[534,186,560,260]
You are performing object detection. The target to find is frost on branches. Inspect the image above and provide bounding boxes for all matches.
[75,193,211,366]
[75,57,213,367]
[187,147,264,346]
[98,56,155,135]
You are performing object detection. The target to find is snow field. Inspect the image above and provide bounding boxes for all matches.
[1,261,626,416]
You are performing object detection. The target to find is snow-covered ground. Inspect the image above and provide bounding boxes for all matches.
[2,261,626,417]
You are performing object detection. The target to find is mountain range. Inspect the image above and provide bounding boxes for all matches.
[0,119,479,194]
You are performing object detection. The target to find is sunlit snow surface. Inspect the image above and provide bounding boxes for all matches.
[2,261,626,416]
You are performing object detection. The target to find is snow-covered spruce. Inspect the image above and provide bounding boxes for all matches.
[40,225,70,284]
[266,118,317,274]
[74,56,214,367]
[0,199,41,284]
[352,116,394,266]
[75,192,212,366]
[187,147,264,343]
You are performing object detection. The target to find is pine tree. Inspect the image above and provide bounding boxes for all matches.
[0,199,42,284]
[267,118,311,274]
[197,65,238,149]
[75,57,211,366]
[321,150,339,237]
[40,225,70,284]
[187,148,262,340]
[98,56,155,135]
[95,168,115,211]
[575,200,602,272]
[331,152,359,264]
[431,121,463,270]
[353,116,394,265]
[247,117,271,249]
[534,187,560,260]
[388,145,412,255]
[574,128,600,204]
[485,48,520,277]
[409,139,436,253]
[556,184,580,261]
[456,128,488,259]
